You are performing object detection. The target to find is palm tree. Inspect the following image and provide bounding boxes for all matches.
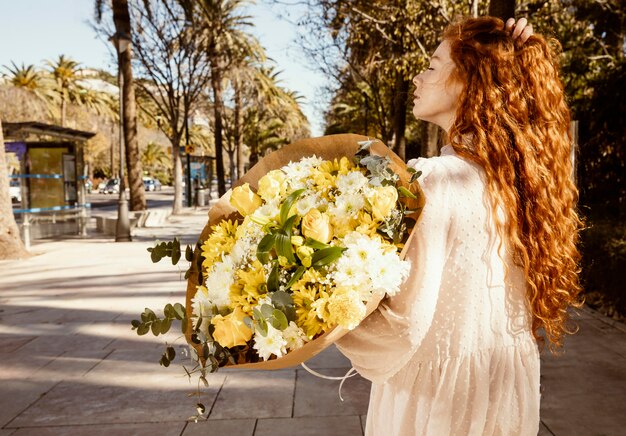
[196,0,256,196]
[141,141,171,175]
[95,0,146,211]
[2,62,58,118]
[45,55,82,127]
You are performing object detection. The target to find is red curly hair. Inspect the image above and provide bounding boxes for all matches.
[442,17,584,351]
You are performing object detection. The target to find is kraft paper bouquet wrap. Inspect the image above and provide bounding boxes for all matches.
[183,133,425,370]
[133,134,425,386]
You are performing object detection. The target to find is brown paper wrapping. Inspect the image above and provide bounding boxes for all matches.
[185,133,425,370]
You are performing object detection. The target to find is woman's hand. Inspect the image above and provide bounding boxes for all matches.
[505,17,533,44]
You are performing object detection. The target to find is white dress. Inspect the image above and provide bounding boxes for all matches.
[335,145,541,436]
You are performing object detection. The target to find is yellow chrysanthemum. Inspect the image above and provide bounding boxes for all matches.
[201,220,239,273]
[330,215,358,239]
[229,259,267,316]
[292,284,329,339]
[318,156,354,176]
[354,211,380,239]
[309,168,336,191]
[326,286,367,330]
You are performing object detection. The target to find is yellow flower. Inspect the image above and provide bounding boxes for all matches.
[318,157,354,176]
[355,211,379,238]
[329,215,357,239]
[326,287,367,330]
[257,170,287,201]
[211,307,253,348]
[366,185,398,221]
[230,183,263,216]
[201,220,238,272]
[229,259,267,316]
[301,209,333,244]
[309,168,336,191]
[292,283,329,338]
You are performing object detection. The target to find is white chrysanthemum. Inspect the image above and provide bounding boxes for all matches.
[336,171,368,194]
[282,321,307,351]
[282,156,323,183]
[253,324,288,360]
[295,194,322,216]
[252,200,280,223]
[333,255,371,291]
[329,193,365,219]
[370,253,411,296]
[205,259,234,310]
[342,232,382,265]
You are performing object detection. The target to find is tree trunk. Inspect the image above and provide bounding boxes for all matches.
[211,69,227,197]
[0,119,28,259]
[425,122,440,157]
[392,75,409,161]
[171,135,183,215]
[113,0,146,211]
[488,0,516,21]
[234,81,244,180]
[60,93,66,127]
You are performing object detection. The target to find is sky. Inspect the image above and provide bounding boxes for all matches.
[0,0,327,136]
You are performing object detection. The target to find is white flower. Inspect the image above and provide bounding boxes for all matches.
[295,194,322,216]
[253,324,288,360]
[329,193,365,219]
[191,286,214,336]
[282,321,308,351]
[205,258,234,310]
[336,171,368,194]
[370,253,411,296]
[333,255,371,292]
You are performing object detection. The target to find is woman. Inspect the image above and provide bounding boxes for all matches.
[335,16,583,435]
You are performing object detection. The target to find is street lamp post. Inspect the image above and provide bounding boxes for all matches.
[110,31,132,242]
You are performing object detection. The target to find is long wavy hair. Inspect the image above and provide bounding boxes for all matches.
[442,17,584,351]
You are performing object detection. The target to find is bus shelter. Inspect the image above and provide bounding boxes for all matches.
[3,121,95,247]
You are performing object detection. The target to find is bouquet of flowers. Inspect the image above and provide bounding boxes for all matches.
[133,134,424,378]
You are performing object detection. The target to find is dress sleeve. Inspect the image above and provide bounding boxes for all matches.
[334,157,453,384]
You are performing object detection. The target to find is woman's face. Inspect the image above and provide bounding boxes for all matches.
[412,40,463,133]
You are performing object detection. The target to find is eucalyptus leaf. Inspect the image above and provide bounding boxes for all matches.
[171,238,181,265]
[261,304,275,319]
[151,319,161,336]
[159,354,170,367]
[271,309,288,330]
[166,346,176,361]
[272,290,294,308]
[130,319,140,329]
[160,318,172,334]
[185,245,193,262]
[136,323,149,336]
[173,303,186,320]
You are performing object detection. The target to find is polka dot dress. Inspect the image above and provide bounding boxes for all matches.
[335,145,540,436]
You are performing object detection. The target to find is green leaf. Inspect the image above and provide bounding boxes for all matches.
[281,214,298,233]
[304,238,330,249]
[163,303,173,318]
[311,246,346,267]
[150,248,161,263]
[130,319,140,329]
[173,303,186,320]
[267,263,279,293]
[409,170,422,183]
[284,266,306,290]
[270,309,288,330]
[261,304,275,319]
[160,318,172,334]
[181,317,187,334]
[397,186,417,200]
[243,316,253,329]
[257,233,276,264]
[166,346,176,361]
[185,245,193,262]
[159,354,170,367]
[280,189,305,224]
[136,323,149,336]
[275,231,296,264]
[151,319,161,336]
[171,238,181,265]
[199,376,209,388]
[272,290,294,308]
[196,403,206,415]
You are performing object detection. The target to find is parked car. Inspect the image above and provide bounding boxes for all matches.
[9,179,21,203]
[101,178,120,194]
[143,177,162,192]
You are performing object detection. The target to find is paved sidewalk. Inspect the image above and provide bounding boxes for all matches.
[0,209,624,435]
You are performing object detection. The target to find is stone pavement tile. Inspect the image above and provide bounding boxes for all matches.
[182,418,256,435]
[0,379,58,428]
[10,422,185,436]
[7,349,225,428]
[255,416,363,436]
[15,331,114,356]
[0,336,36,353]
[293,368,370,417]
[302,344,351,369]
[209,370,295,420]
[0,430,16,435]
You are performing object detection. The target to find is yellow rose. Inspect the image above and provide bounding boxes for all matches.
[301,209,333,244]
[366,185,398,221]
[257,170,286,201]
[230,183,262,216]
[211,307,253,348]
